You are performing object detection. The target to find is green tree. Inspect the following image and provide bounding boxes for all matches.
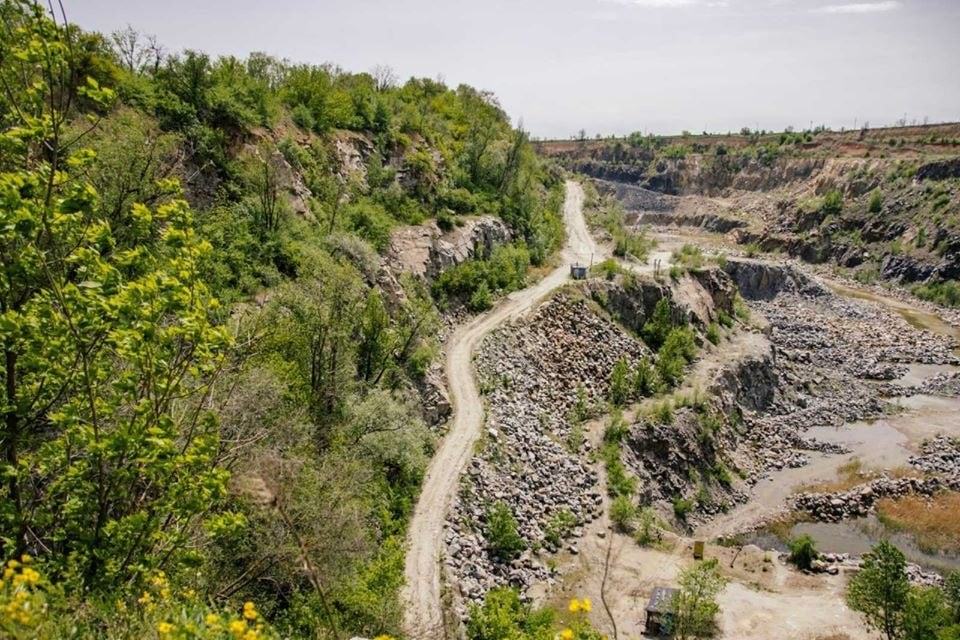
[643,298,675,350]
[903,587,951,640]
[847,541,910,640]
[466,587,553,640]
[670,559,726,639]
[634,356,659,397]
[486,501,525,561]
[608,357,631,406]
[946,571,960,623]
[0,3,230,588]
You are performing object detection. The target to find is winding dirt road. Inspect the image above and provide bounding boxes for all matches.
[400,181,597,638]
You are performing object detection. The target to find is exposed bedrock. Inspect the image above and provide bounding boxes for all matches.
[377,215,512,304]
[722,258,827,300]
[581,266,736,330]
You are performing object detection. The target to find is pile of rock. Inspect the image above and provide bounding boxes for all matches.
[794,476,950,522]
[813,553,945,587]
[444,293,647,611]
[909,435,960,477]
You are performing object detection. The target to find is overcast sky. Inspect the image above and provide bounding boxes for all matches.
[69,0,960,139]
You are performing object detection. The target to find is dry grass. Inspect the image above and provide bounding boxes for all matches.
[764,511,810,542]
[797,458,921,494]
[876,491,960,554]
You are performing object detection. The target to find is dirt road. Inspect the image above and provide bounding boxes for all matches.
[400,181,598,638]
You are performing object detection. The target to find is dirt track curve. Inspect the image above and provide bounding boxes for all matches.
[400,181,597,638]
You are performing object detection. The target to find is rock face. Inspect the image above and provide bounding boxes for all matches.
[722,258,826,301]
[378,216,511,303]
[582,267,736,330]
[916,157,960,181]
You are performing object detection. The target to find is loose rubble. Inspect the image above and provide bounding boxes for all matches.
[444,293,648,615]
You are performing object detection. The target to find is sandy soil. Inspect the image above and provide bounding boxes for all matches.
[400,181,600,638]
[539,413,871,640]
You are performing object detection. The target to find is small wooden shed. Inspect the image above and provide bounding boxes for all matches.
[644,586,677,636]
[570,263,588,280]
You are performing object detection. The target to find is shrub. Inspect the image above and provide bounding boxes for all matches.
[868,189,883,213]
[653,400,674,424]
[466,587,554,640]
[635,508,662,546]
[610,495,637,532]
[643,298,675,350]
[673,497,694,520]
[822,189,844,215]
[657,327,697,387]
[544,509,577,547]
[788,534,819,571]
[593,257,621,280]
[470,281,493,311]
[608,357,631,406]
[487,501,526,561]
[913,280,960,308]
[633,356,659,397]
[602,444,636,498]
[706,323,721,345]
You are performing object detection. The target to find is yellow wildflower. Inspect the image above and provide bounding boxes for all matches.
[568,598,581,613]
[7,559,19,569]
[373,636,395,640]
[205,612,222,627]
[157,621,174,636]
[581,597,592,613]
[137,591,153,605]
[560,629,575,640]
[229,619,247,638]
[20,554,32,564]
[243,601,258,620]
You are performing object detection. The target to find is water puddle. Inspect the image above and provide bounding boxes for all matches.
[825,281,960,346]
[748,515,960,575]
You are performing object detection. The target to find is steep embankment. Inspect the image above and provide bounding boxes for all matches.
[400,181,596,638]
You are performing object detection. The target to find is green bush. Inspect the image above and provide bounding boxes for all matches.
[486,501,526,561]
[788,534,819,571]
[913,280,960,308]
[635,507,662,546]
[673,497,694,520]
[602,444,637,498]
[868,189,883,213]
[544,509,577,547]
[706,323,721,345]
[633,356,659,397]
[610,495,637,532]
[822,189,844,215]
[643,298,676,350]
[657,327,697,387]
[608,357,631,406]
[432,243,531,311]
[466,587,554,640]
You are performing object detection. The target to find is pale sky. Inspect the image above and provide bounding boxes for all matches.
[69,0,960,139]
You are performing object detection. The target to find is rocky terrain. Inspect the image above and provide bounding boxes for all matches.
[443,292,646,614]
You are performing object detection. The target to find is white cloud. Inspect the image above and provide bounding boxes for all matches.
[814,1,901,14]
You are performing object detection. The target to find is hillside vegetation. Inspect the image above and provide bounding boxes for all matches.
[0,2,563,637]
